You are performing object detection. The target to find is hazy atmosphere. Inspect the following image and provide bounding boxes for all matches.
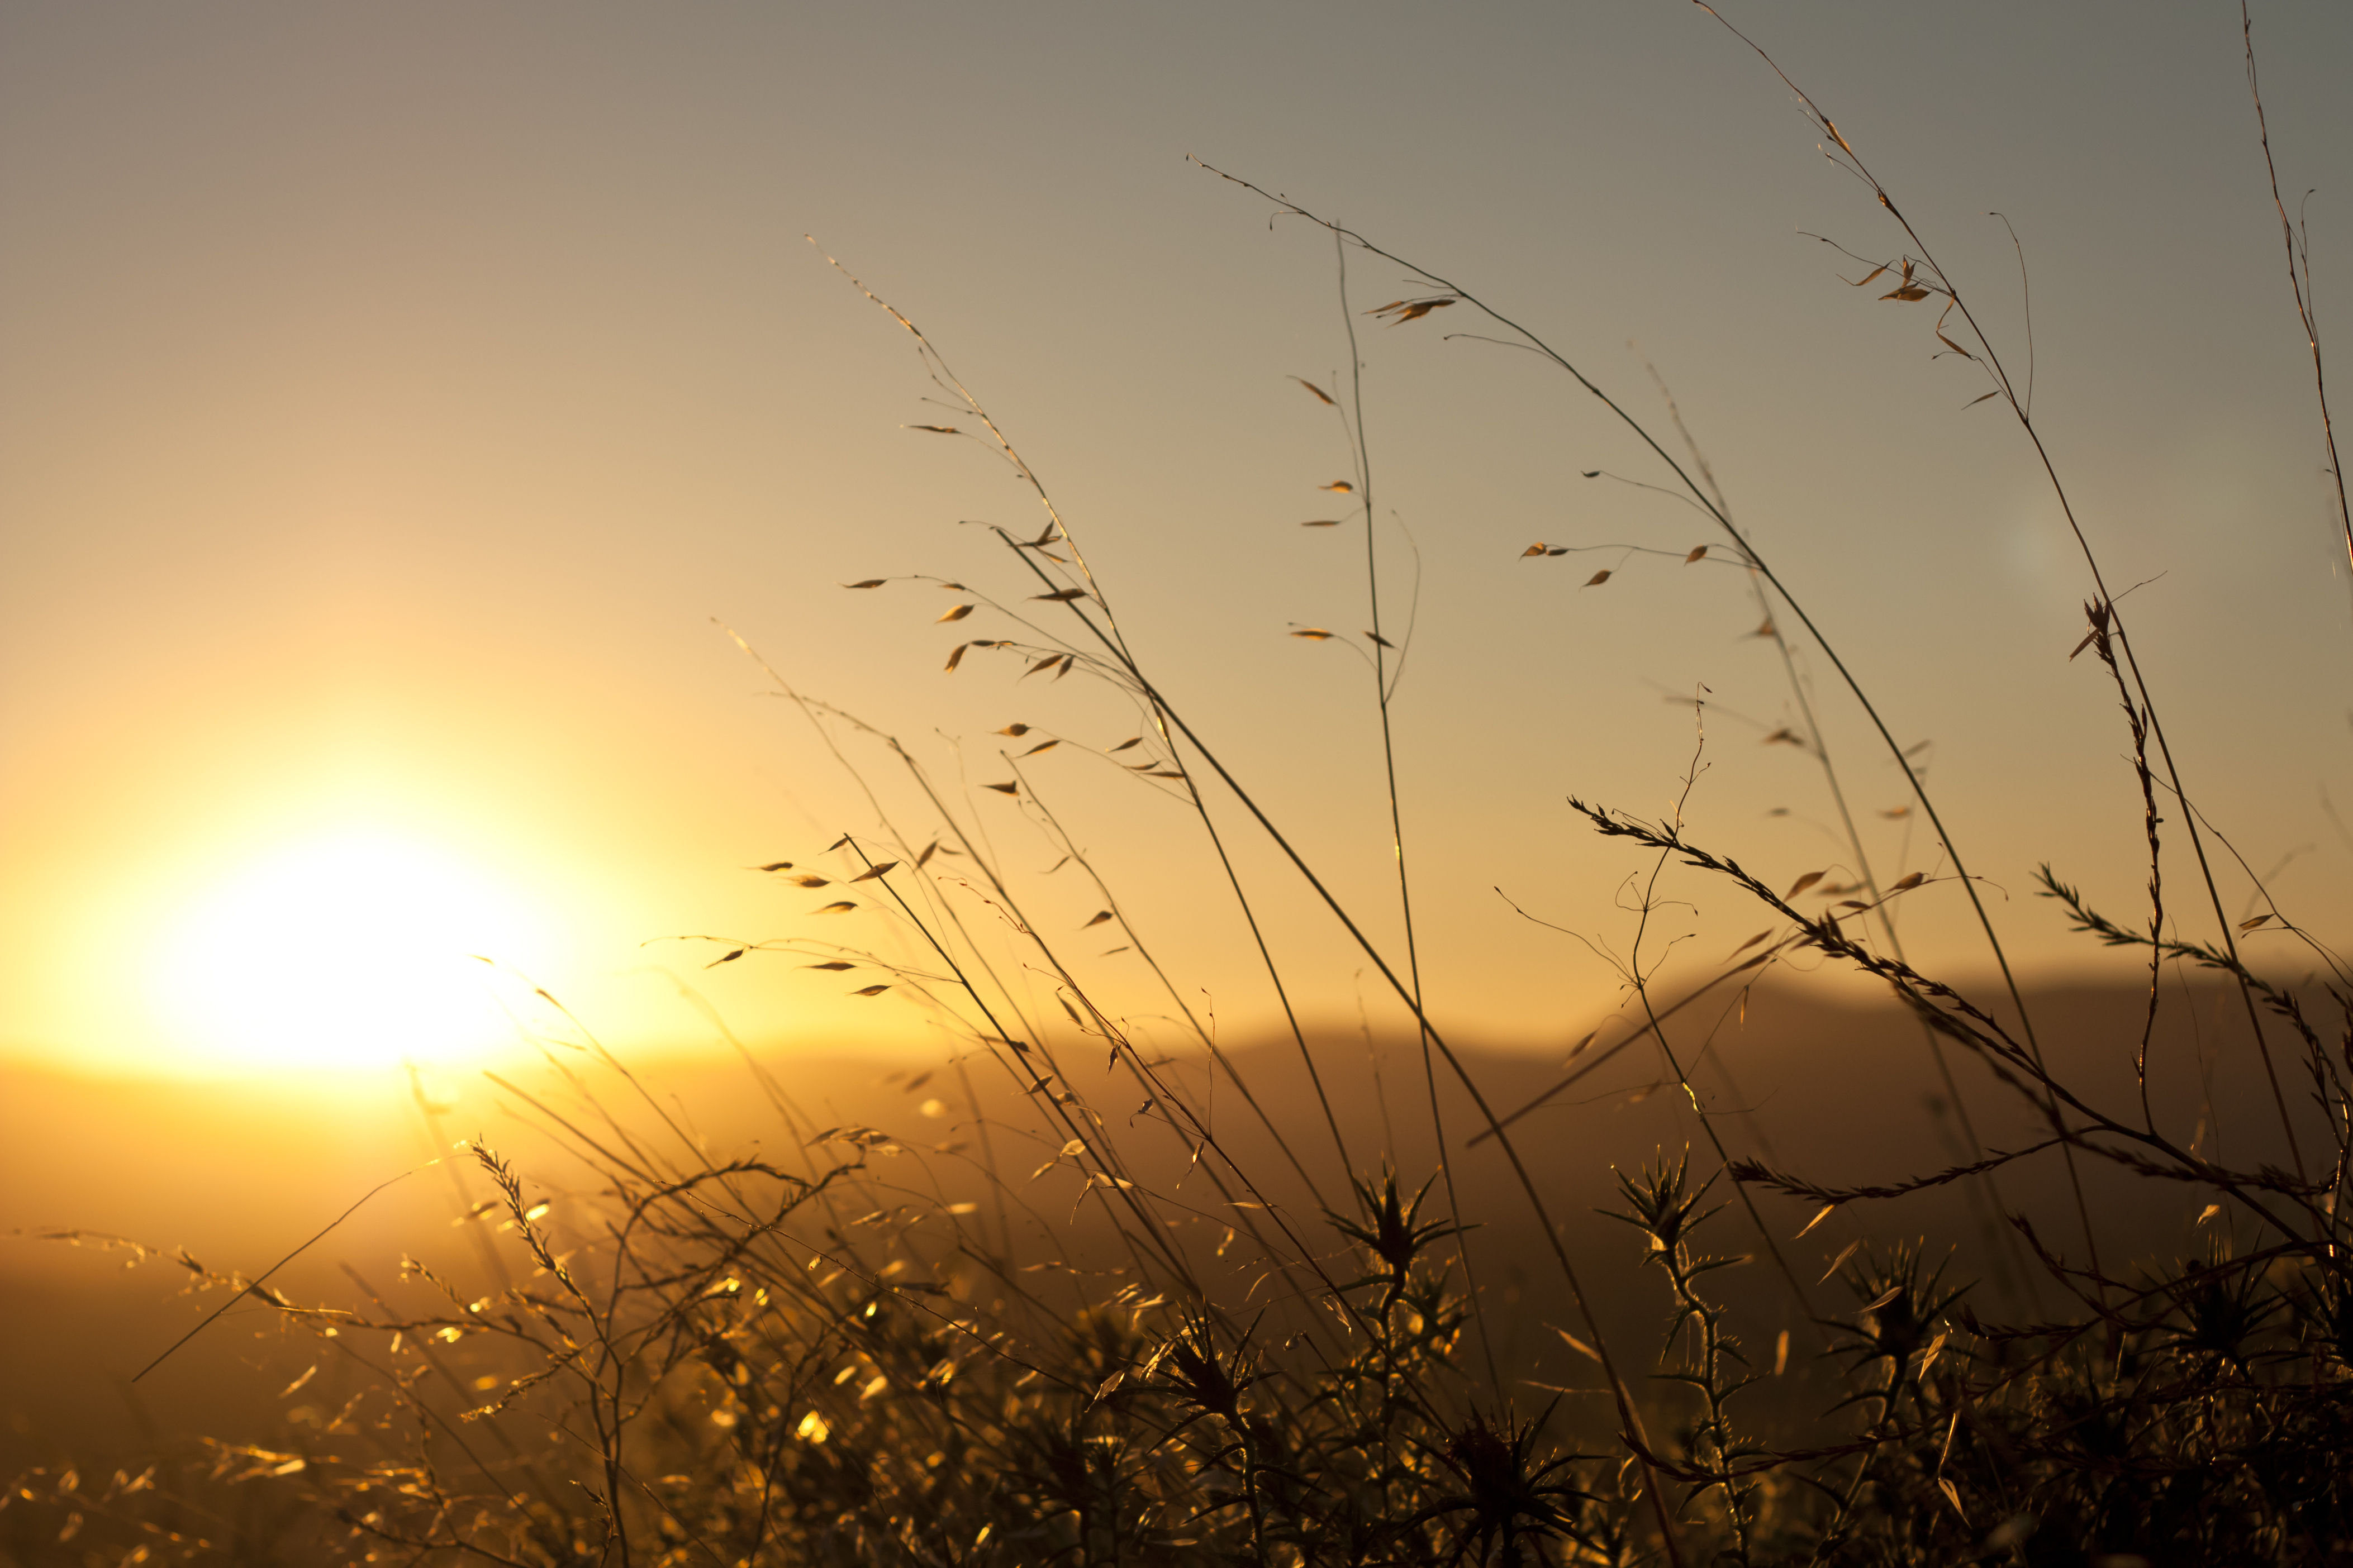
[8,5,2353,1565]
[6,0,2348,1077]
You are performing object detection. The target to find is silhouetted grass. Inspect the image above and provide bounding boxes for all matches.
[10,7,2351,1565]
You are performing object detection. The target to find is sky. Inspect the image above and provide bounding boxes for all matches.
[3,0,2349,1078]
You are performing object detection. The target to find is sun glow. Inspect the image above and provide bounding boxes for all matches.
[150,831,555,1071]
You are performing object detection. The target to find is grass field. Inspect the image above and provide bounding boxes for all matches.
[7,4,2352,1564]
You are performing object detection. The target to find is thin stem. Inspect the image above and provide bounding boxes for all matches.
[1644,352,2032,1305]
[1692,0,2303,1193]
[1337,227,1500,1392]
[1195,153,2108,1271]
[2243,0,2353,612]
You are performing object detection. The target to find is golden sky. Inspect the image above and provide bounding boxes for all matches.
[3,1,2349,1078]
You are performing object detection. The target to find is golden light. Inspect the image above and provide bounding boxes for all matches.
[148,830,555,1072]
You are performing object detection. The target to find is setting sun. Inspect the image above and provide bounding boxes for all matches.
[6,5,2351,1559]
[147,831,553,1072]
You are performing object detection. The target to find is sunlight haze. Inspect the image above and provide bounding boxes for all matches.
[3,0,2348,1077]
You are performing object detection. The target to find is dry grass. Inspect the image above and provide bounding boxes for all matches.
[9,7,2352,1565]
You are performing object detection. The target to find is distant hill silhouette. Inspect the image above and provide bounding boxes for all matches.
[2,971,2317,1474]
